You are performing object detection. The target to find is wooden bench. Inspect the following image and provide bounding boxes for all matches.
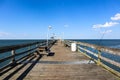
[37,46,46,52]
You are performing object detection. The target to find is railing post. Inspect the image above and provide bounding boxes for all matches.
[97,49,101,65]
[83,46,86,54]
[76,44,79,52]
[11,50,15,64]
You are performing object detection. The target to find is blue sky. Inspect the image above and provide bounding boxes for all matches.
[0,0,120,39]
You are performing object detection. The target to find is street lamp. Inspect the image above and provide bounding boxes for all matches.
[62,32,64,41]
[62,25,68,41]
[47,26,52,47]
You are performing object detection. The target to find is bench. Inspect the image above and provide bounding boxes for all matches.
[37,46,46,52]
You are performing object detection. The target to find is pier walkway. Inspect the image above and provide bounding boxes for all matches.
[0,41,117,80]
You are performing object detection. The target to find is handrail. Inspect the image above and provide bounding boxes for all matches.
[0,41,45,53]
[0,40,57,72]
[77,41,120,56]
[0,47,37,63]
[64,40,120,77]
[65,40,120,56]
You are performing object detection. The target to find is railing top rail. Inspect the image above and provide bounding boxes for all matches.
[66,40,120,56]
[0,41,46,53]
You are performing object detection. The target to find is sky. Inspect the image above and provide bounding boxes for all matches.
[0,0,120,39]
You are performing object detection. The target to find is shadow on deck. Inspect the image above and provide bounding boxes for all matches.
[0,53,43,80]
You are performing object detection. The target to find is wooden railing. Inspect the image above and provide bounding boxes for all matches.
[0,40,56,72]
[64,40,120,77]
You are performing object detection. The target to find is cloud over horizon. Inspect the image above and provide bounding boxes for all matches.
[111,13,120,20]
[92,22,119,29]
[0,31,31,39]
[0,32,10,37]
[100,30,112,34]
[93,13,120,29]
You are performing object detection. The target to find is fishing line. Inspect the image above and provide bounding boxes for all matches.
[88,29,108,64]
[98,29,108,46]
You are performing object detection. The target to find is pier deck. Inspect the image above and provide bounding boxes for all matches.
[0,41,117,80]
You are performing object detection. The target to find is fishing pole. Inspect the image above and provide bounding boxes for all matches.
[88,29,108,64]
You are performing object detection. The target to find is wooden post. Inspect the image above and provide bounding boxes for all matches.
[11,50,15,64]
[84,46,87,54]
[97,49,101,65]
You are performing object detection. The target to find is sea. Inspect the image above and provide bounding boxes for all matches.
[0,39,46,47]
[72,39,120,49]
[0,39,120,48]
[0,39,120,72]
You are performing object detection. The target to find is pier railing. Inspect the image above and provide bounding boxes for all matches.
[64,40,120,77]
[0,40,56,72]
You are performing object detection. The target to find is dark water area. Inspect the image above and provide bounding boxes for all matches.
[0,39,46,47]
[71,39,120,49]
[0,39,120,48]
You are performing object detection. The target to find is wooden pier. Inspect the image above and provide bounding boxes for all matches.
[0,40,119,80]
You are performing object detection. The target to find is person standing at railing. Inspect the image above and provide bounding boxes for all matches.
[45,46,50,53]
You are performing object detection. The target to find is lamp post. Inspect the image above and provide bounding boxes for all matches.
[62,25,68,41]
[62,32,64,41]
[47,26,52,47]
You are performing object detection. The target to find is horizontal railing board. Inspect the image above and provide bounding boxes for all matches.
[78,46,98,57]
[0,52,35,72]
[69,40,120,56]
[100,56,120,68]
[0,42,44,53]
[0,47,37,63]
[78,45,120,67]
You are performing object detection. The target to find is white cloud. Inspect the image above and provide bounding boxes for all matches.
[100,30,112,34]
[0,32,10,37]
[93,22,119,29]
[111,13,120,20]
[0,32,32,39]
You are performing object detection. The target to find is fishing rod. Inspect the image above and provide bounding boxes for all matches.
[88,29,108,64]
[98,29,108,46]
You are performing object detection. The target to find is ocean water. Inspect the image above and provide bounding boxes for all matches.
[72,39,120,49]
[0,39,120,48]
[0,39,46,47]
